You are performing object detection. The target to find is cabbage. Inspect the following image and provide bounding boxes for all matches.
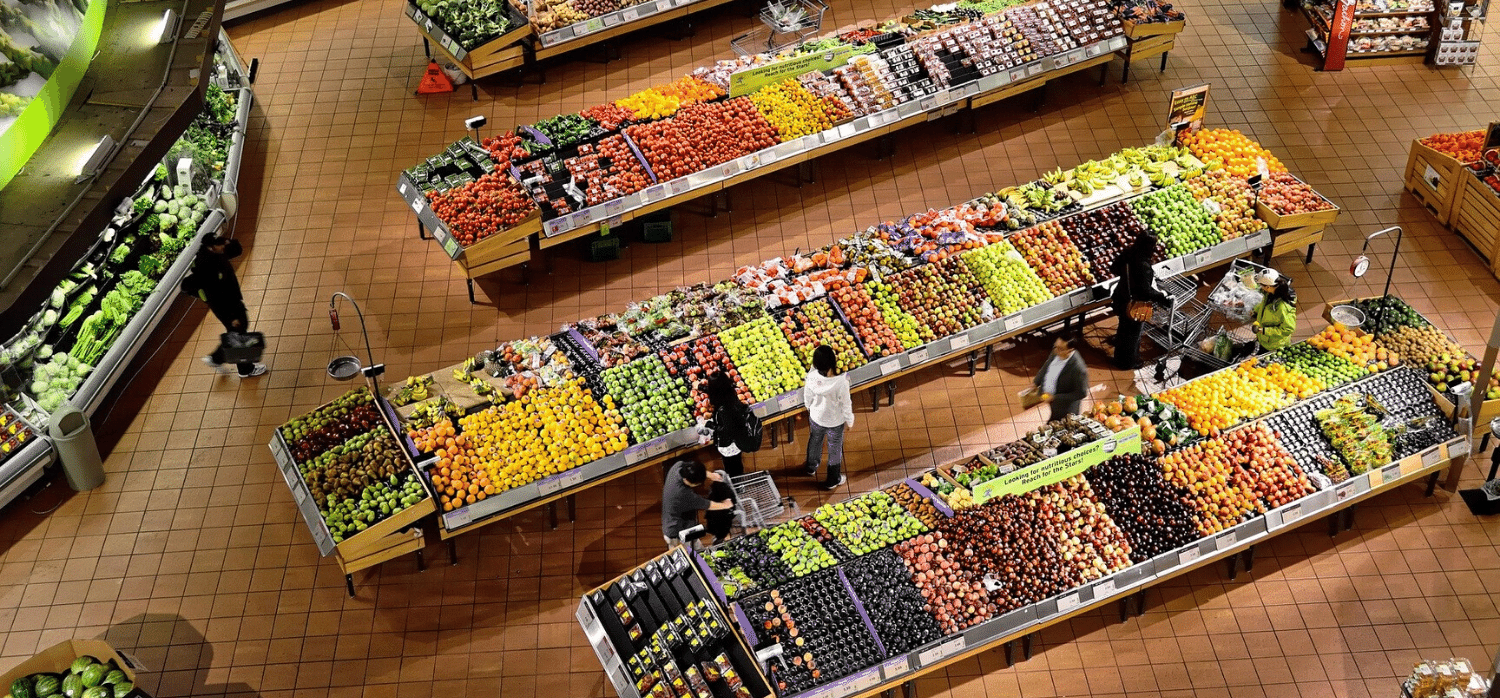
[50,288,65,308]
[174,185,189,199]
[42,310,57,326]
[159,214,178,230]
[36,345,52,360]
[153,200,168,212]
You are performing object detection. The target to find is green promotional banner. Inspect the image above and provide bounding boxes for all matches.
[971,427,1142,503]
[727,44,869,97]
[0,0,107,190]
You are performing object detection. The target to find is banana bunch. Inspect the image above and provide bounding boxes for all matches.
[407,396,463,430]
[391,375,434,407]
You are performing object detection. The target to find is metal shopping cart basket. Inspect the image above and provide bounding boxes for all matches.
[727,471,788,533]
[1181,259,1271,369]
[1144,273,1208,352]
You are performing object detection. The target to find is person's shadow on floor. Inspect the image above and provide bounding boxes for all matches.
[101,614,261,698]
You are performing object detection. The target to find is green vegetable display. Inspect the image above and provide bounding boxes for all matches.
[416,0,513,50]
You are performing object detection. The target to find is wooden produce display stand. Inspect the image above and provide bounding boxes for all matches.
[1118,18,1183,82]
[269,392,438,596]
[2,640,148,697]
[1449,172,1500,272]
[1256,174,1341,264]
[1405,136,1469,225]
[407,0,738,83]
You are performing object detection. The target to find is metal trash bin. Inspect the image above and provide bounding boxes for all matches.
[48,404,103,491]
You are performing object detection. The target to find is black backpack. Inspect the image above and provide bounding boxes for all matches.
[719,405,763,453]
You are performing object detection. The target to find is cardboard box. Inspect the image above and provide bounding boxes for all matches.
[0,640,141,690]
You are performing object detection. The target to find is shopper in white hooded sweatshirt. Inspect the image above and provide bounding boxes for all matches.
[802,345,853,491]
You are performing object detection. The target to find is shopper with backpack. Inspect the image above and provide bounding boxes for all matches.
[182,232,266,377]
[802,345,852,491]
[702,372,762,476]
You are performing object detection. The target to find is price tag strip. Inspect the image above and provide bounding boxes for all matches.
[916,637,966,667]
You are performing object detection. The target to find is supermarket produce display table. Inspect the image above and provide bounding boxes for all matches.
[407,0,738,83]
[578,358,1469,698]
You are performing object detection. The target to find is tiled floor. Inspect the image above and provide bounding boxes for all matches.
[0,0,1498,695]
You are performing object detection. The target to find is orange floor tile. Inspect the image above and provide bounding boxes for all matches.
[1,0,1499,695]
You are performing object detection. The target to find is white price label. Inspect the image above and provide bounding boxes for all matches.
[1256,157,1271,182]
[602,11,620,25]
[908,348,929,364]
[1179,547,1201,565]
[881,656,910,680]
[1421,446,1442,467]
[411,198,424,214]
[1449,440,1471,458]
[1027,63,1044,76]
[917,637,965,667]
[721,161,741,178]
[291,483,307,504]
[1196,249,1212,266]
[1216,530,1237,549]
[1381,462,1402,483]
[622,6,640,19]
[624,447,648,465]
[880,359,901,376]
[398,182,408,195]
[778,394,800,411]
[577,600,598,629]
[920,97,937,111]
[1004,315,1024,332]
[1281,503,1302,525]
[1056,592,1081,613]
[950,334,970,350]
[1094,578,1117,597]
[446,506,474,528]
[1335,480,1357,501]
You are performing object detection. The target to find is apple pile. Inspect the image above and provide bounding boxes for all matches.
[1130,184,1221,257]
[1158,434,1265,535]
[1377,324,1497,396]
[761,520,838,577]
[1185,170,1266,240]
[961,240,1053,315]
[1007,221,1096,295]
[1257,172,1335,217]
[777,299,867,372]
[886,259,989,339]
[564,135,654,207]
[814,490,929,555]
[864,277,934,348]
[425,170,538,247]
[828,285,906,358]
[1058,202,1154,281]
[1085,453,1202,561]
[659,334,753,419]
[600,355,693,442]
[1220,422,1314,509]
[1036,477,1134,581]
[892,532,996,634]
[719,317,805,401]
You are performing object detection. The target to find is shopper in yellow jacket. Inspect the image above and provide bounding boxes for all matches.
[1251,268,1297,352]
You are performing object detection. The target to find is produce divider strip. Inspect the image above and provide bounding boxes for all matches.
[581,428,1463,698]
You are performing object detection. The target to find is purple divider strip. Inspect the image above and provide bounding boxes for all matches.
[837,567,888,658]
[620,130,659,185]
[568,328,603,364]
[375,394,422,460]
[521,125,553,147]
[904,477,954,518]
[731,601,759,647]
[691,549,730,608]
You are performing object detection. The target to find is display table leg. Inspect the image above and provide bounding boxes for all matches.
[1226,553,1239,581]
[1425,472,1441,497]
[770,423,779,448]
[983,345,993,371]
[1133,589,1146,616]
[1004,640,1014,666]
[1118,598,1130,622]
[1022,633,1035,659]
[1327,512,1339,538]
[470,81,479,102]
[1159,52,1168,72]
[416,549,426,572]
[1121,55,1132,83]
[1099,62,1108,86]
[1344,505,1356,531]
[467,279,476,305]
[1305,243,1316,264]
[547,502,558,530]
[417,221,427,239]
[423,38,431,59]
[345,574,356,598]
[886,382,896,407]
[967,351,978,376]
[902,681,916,698]
[1032,82,1046,113]
[448,539,459,566]
[1243,545,1257,572]
[871,387,881,412]
[784,419,794,444]
[882,690,894,698]
[567,494,577,522]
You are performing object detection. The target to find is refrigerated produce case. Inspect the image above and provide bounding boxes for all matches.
[0,31,256,511]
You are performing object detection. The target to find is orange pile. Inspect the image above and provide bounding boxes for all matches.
[1180,129,1286,179]
[1156,362,1294,433]
[1307,324,1392,370]
[1420,130,1485,164]
[421,420,496,511]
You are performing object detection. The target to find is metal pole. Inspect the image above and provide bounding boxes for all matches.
[1358,226,1402,329]
[330,292,382,397]
[1453,307,1500,491]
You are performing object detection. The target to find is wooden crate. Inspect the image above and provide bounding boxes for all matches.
[1451,173,1500,263]
[457,210,541,266]
[1255,174,1341,229]
[336,526,426,574]
[331,488,435,562]
[1270,223,1327,259]
[1124,33,1176,60]
[1404,138,1468,225]
[1123,18,1185,38]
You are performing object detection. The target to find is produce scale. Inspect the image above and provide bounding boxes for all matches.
[394,0,1198,296]
[0,33,257,513]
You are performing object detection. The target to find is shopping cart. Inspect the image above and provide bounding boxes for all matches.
[1144,273,1208,352]
[727,471,788,533]
[1181,259,1270,369]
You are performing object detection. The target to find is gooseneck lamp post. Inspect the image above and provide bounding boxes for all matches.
[326,292,385,397]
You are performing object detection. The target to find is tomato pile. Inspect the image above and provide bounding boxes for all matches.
[1420,130,1485,164]
[566,135,655,207]
[426,172,538,246]
[481,131,528,168]
[625,98,778,180]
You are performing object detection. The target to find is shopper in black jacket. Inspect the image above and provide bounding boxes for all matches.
[703,372,749,477]
[1033,336,1089,421]
[186,233,266,377]
[1110,231,1170,370]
